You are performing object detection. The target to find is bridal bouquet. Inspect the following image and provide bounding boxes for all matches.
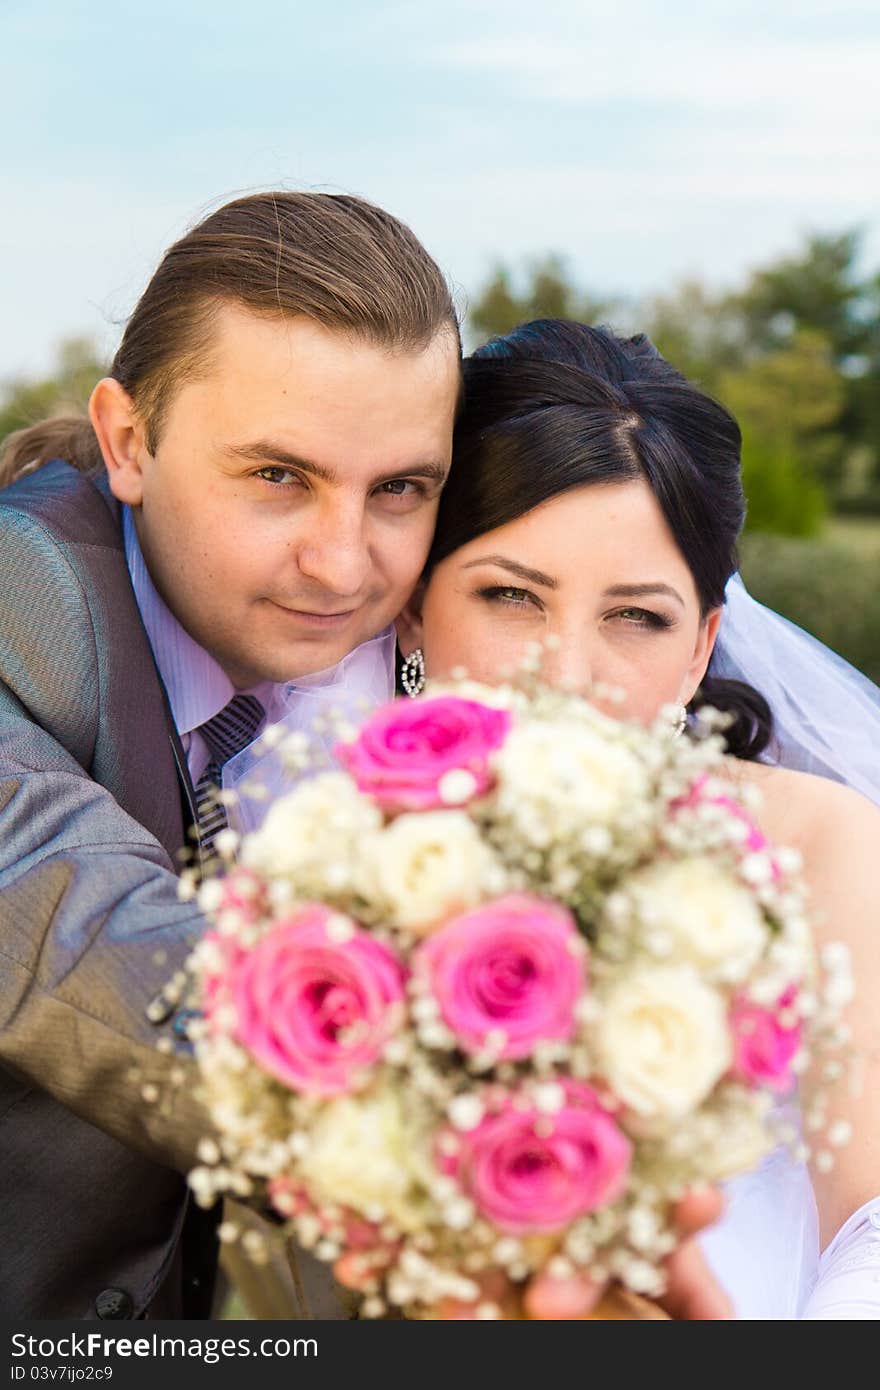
[183,682,850,1317]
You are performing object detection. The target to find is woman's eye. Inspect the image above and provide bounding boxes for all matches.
[611,607,672,629]
[477,585,537,609]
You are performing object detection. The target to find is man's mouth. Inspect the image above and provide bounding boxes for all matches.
[268,600,359,629]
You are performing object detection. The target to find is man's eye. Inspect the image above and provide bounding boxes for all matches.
[255,466,300,486]
[378,479,420,497]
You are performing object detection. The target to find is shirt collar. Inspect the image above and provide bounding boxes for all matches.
[123,505,240,735]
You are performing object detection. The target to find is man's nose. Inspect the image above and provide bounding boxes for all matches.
[296,500,371,598]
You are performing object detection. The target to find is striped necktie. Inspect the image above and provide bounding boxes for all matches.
[194,692,265,859]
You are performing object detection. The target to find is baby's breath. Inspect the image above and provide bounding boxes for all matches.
[169,675,845,1317]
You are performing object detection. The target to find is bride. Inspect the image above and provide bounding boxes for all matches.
[393,319,880,1319]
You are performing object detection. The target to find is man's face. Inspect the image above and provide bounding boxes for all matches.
[114,307,460,686]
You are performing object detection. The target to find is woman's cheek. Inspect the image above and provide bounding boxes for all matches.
[427,612,512,683]
[595,647,684,725]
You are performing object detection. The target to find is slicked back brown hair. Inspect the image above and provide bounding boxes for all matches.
[1,191,460,484]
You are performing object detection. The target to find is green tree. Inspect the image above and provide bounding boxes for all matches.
[719,329,844,535]
[729,231,880,501]
[731,230,869,360]
[468,231,880,534]
[0,337,108,446]
[842,265,880,504]
[468,254,610,344]
[642,280,743,391]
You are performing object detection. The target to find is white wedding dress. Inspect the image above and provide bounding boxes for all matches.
[700,1142,819,1318]
[700,1142,880,1318]
[701,579,880,1318]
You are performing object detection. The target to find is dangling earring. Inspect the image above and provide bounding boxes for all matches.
[401,647,426,697]
[672,701,688,738]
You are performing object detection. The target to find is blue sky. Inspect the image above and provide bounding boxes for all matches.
[2,0,879,379]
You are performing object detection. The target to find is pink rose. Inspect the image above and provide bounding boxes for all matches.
[228,904,406,1096]
[414,894,586,1059]
[731,988,802,1093]
[266,1175,314,1221]
[199,873,271,1023]
[199,930,248,1028]
[442,1082,631,1233]
[675,775,789,892]
[675,775,770,854]
[336,696,511,811]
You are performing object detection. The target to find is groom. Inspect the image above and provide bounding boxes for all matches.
[0,190,729,1322]
[0,191,462,1319]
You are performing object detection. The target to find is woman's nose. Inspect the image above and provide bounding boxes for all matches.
[540,630,595,694]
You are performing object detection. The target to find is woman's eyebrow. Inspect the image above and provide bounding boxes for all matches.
[461,555,558,589]
[603,582,685,607]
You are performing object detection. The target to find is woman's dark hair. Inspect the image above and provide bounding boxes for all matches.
[428,319,772,761]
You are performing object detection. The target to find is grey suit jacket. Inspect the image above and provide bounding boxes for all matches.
[0,460,218,1318]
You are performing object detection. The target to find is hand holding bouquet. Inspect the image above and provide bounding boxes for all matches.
[184,682,849,1318]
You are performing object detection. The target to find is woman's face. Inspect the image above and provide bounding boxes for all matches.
[409,479,722,725]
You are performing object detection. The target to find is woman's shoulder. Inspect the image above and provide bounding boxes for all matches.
[722,760,880,859]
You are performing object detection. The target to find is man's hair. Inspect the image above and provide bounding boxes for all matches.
[1,191,460,484]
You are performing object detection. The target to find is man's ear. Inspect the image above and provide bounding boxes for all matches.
[395,582,426,655]
[89,378,149,506]
[681,607,723,705]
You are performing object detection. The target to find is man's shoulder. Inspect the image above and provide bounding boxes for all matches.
[0,460,136,689]
[0,458,121,552]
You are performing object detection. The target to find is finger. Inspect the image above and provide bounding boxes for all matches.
[659,1239,733,1320]
[523,1272,602,1320]
[434,1295,490,1320]
[672,1186,725,1239]
[333,1247,395,1290]
[435,1270,514,1320]
[333,1252,375,1290]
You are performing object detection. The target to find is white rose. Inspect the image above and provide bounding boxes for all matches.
[494,719,649,838]
[241,772,381,895]
[626,856,767,983]
[296,1077,435,1232]
[593,966,732,1120]
[668,1088,773,1182]
[358,811,506,932]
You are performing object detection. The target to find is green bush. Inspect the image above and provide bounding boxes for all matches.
[739,532,880,683]
[834,490,880,518]
[741,434,826,537]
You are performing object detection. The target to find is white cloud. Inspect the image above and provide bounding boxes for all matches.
[437,32,880,121]
[397,156,880,325]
